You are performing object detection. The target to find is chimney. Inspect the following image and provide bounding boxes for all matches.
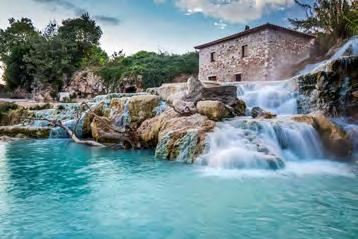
[245,25,250,31]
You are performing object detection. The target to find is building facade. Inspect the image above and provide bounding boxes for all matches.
[195,24,315,82]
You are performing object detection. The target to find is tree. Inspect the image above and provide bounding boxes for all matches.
[289,0,357,54]
[98,51,199,91]
[0,18,39,90]
[289,0,352,39]
[58,13,102,67]
[24,36,78,92]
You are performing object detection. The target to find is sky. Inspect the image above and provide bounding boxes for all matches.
[0,0,308,55]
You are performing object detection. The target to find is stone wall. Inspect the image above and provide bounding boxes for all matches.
[198,28,313,82]
[266,29,314,80]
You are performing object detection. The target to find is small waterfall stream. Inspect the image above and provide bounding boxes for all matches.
[234,78,298,115]
[199,38,358,171]
[198,118,324,170]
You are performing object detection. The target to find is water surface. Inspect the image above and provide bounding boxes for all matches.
[0,139,357,238]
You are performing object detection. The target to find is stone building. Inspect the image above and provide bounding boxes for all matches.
[195,23,315,82]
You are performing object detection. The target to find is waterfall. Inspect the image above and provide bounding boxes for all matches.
[112,99,131,127]
[31,103,85,138]
[198,118,324,170]
[299,36,358,75]
[228,78,298,115]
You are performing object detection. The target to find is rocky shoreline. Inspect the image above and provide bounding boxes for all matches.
[1,52,357,165]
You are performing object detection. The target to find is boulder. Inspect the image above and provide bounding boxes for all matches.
[147,83,187,102]
[182,77,238,105]
[0,126,51,138]
[251,107,276,119]
[82,102,105,138]
[90,116,139,148]
[196,100,231,121]
[32,85,55,102]
[231,99,246,116]
[171,99,197,116]
[155,112,215,163]
[297,56,358,120]
[292,113,352,159]
[110,94,160,127]
[137,107,179,147]
[64,70,106,98]
[138,106,216,163]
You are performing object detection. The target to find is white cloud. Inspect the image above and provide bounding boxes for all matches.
[175,0,294,23]
[214,20,227,29]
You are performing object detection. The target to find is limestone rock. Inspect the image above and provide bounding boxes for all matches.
[292,113,352,159]
[0,126,51,138]
[137,107,179,147]
[90,116,139,148]
[0,102,34,126]
[197,100,231,121]
[147,83,187,102]
[32,85,55,102]
[82,102,105,138]
[297,56,358,120]
[171,99,197,115]
[231,99,247,116]
[251,107,276,119]
[110,94,160,127]
[312,113,352,159]
[155,113,216,163]
[64,70,106,98]
[183,77,237,105]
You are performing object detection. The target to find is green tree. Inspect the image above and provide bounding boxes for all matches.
[98,51,199,90]
[58,13,102,67]
[0,18,39,90]
[289,0,357,54]
[24,36,78,92]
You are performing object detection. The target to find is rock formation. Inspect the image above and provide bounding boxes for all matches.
[64,70,106,98]
[297,56,358,120]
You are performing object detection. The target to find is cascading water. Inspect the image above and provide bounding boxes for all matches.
[232,78,298,115]
[299,36,358,75]
[198,118,324,170]
[199,38,358,171]
[112,99,131,127]
[31,103,85,138]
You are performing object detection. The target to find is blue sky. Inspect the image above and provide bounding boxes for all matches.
[0,0,308,54]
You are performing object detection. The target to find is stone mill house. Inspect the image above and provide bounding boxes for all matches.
[195,23,315,82]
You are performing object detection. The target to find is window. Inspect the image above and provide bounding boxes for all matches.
[208,76,217,81]
[242,45,248,58]
[235,74,242,82]
[210,52,215,62]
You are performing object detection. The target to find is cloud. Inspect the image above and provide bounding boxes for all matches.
[213,20,227,29]
[175,0,294,23]
[32,0,120,25]
[94,16,120,25]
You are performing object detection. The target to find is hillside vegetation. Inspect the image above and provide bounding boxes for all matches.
[0,14,198,96]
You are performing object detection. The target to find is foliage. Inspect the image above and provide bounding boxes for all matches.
[0,18,39,91]
[344,2,358,36]
[98,51,199,90]
[289,0,357,55]
[80,45,109,67]
[0,14,198,96]
[24,36,78,92]
[0,14,105,93]
[0,102,18,123]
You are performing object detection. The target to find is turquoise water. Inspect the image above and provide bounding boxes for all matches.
[0,140,357,239]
